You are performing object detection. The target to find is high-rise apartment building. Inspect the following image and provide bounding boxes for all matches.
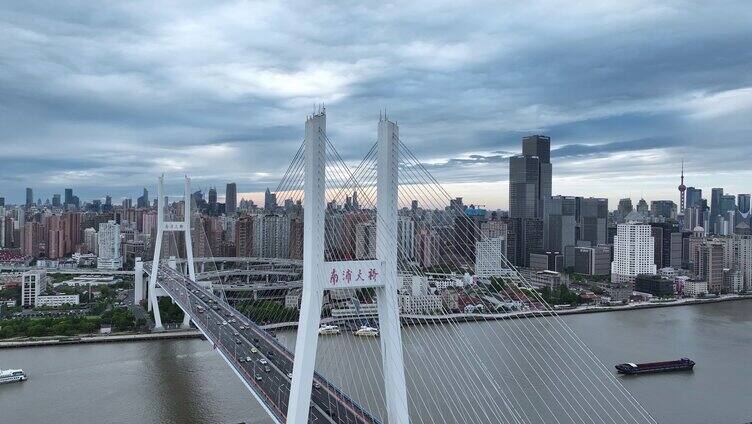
[722,235,752,291]
[611,223,656,285]
[475,236,507,277]
[97,220,122,270]
[235,215,254,257]
[694,241,725,293]
[84,227,98,255]
[355,222,377,260]
[253,214,290,258]
[398,217,415,261]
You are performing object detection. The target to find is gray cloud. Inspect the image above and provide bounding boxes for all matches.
[1,0,751,207]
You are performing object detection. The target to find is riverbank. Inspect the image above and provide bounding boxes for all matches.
[4,294,750,343]
[262,293,752,330]
[0,328,204,349]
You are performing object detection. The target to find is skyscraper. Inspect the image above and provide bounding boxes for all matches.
[208,187,218,215]
[226,182,237,215]
[710,187,723,233]
[678,161,686,212]
[685,187,702,209]
[509,135,552,219]
[508,135,550,266]
[719,194,736,215]
[543,195,576,252]
[636,198,649,215]
[617,198,633,217]
[52,194,61,207]
[137,188,149,209]
[650,200,676,219]
[64,188,74,206]
[576,197,608,246]
[264,188,277,213]
[25,188,33,207]
[738,194,751,214]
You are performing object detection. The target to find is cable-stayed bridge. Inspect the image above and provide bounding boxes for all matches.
[140,110,657,424]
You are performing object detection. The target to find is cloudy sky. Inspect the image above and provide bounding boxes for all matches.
[1,1,751,209]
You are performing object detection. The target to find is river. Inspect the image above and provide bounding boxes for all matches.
[1,300,750,424]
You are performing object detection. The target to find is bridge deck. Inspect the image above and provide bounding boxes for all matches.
[157,265,381,424]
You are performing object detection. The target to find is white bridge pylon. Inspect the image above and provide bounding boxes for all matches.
[147,175,198,331]
[286,111,410,424]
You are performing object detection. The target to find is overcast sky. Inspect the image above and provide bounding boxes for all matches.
[1,1,751,209]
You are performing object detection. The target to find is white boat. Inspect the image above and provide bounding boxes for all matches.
[318,324,341,335]
[0,369,27,384]
[353,325,379,337]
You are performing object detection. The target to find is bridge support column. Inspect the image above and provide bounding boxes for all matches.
[287,111,327,424]
[134,257,145,305]
[376,117,410,424]
[148,176,166,332]
[147,175,198,332]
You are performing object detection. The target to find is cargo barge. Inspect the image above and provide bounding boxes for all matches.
[615,358,695,375]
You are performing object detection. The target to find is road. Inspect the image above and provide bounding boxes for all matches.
[158,265,380,424]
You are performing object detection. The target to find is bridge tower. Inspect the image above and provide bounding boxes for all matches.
[147,175,197,331]
[286,111,410,424]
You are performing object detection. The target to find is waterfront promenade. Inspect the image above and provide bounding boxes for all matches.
[0,328,203,349]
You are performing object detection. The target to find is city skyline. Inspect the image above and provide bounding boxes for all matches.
[1,2,752,207]
[2,151,749,213]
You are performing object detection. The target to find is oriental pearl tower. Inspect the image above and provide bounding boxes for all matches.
[678,160,686,212]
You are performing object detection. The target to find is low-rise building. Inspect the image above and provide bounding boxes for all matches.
[634,274,675,297]
[53,275,122,287]
[606,284,632,303]
[530,252,564,272]
[284,289,302,310]
[21,270,47,307]
[573,245,611,276]
[330,302,378,319]
[440,289,461,311]
[683,279,708,297]
[398,293,442,314]
[530,270,565,289]
[36,294,80,307]
[723,268,743,293]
